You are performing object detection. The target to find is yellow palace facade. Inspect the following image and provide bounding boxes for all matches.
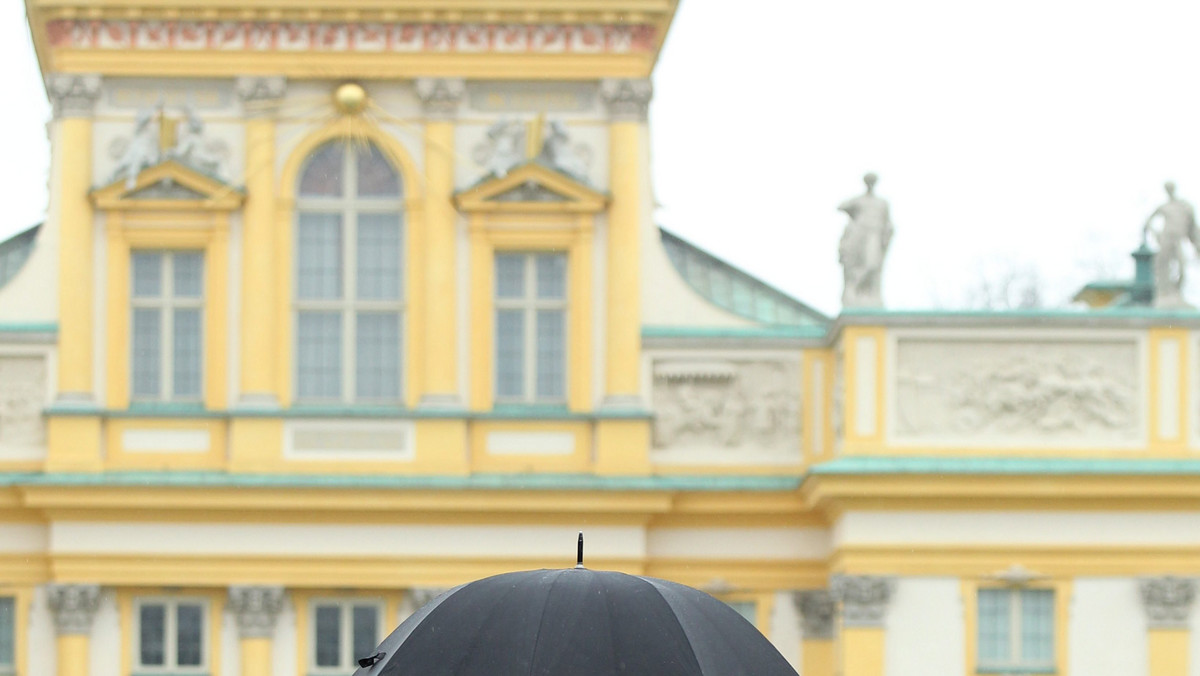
[4,1,1200,675]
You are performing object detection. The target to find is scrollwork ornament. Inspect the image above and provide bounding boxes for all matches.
[48,584,101,635]
[830,575,893,628]
[228,586,286,638]
[47,74,101,119]
[599,78,652,122]
[1141,576,1196,629]
[793,590,836,639]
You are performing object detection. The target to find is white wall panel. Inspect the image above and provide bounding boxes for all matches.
[769,591,800,670]
[89,590,120,676]
[837,511,1200,546]
[1070,578,1146,676]
[647,528,828,561]
[884,578,963,676]
[28,586,54,676]
[0,524,47,552]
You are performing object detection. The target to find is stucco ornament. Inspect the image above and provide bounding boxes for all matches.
[0,356,46,449]
[1143,181,1200,309]
[166,106,226,177]
[793,590,836,639]
[1140,577,1196,629]
[474,120,527,178]
[651,360,800,455]
[831,575,893,628]
[837,173,893,309]
[227,586,286,638]
[110,107,161,189]
[537,120,591,181]
[48,584,102,635]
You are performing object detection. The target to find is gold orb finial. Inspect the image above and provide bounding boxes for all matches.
[334,82,367,115]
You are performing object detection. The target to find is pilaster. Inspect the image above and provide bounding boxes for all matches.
[794,590,835,676]
[416,78,465,409]
[48,584,101,676]
[831,575,892,676]
[228,586,285,676]
[1142,576,1195,676]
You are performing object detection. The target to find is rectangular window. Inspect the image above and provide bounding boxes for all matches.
[311,600,382,673]
[134,598,207,673]
[977,588,1055,673]
[131,251,204,402]
[494,252,567,403]
[0,596,14,675]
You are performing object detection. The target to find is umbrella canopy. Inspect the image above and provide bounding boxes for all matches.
[352,566,798,676]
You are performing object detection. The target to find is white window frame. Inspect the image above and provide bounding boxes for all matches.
[977,587,1055,674]
[132,597,208,674]
[308,598,385,674]
[130,251,204,403]
[494,252,568,404]
[294,142,405,404]
[0,595,14,676]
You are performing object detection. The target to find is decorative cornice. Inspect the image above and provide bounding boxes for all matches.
[47,584,101,635]
[1141,576,1195,629]
[47,74,101,118]
[235,75,287,110]
[830,575,893,628]
[599,78,652,122]
[415,78,466,120]
[227,586,286,638]
[793,590,836,640]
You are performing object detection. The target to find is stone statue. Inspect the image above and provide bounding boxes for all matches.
[538,120,589,181]
[481,120,526,178]
[1143,181,1200,308]
[837,173,893,308]
[167,106,222,177]
[111,107,161,189]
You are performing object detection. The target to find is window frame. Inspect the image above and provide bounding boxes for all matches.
[0,594,15,676]
[293,141,406,405]
[965,579,1069,676]
[307,597,386,674]
[130,250,205,403]
[493,251,568,404]
[131,596,210,675]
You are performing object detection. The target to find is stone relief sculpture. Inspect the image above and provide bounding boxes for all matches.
[474,119,527,178]
[537,120,591,181]
[110,107,161,189]
[1143,181,1200,309]
[166,106,226,177]
[651,359,800,455]
[837,173,893,308]
[0,356,47,449]
[894,340,1139,440]
[831,350,845,446]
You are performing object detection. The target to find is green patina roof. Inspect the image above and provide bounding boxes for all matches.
[0,223,40,290]
[0,471,802,492]
[659,228,828,327]
[810,456,1200,475]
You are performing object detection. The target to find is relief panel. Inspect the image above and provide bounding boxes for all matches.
[0,355,48,456]
[651,358,801,462]
[891,336,1141,446]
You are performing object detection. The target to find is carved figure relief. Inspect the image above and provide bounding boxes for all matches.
[651,359,800,454]
[110,108,161,188]
[0,356,47,449]
[893,339,1139,441]
[536,120,591,181]
[166,107,226,177]
[110,105,229,188]
[473,120,527,178]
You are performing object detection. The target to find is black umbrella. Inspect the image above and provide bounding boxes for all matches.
[353,535,797,676]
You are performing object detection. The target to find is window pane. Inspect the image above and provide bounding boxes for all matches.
[176,604,203,667]
[1020,589,1055,666]
[495,254,525,299]
[535,310,565,400]
[357,213,402,300]
[173,252,204,298]
[297,312,343,399]
[132,252,163,297]
[132,308,162,398]
[139,604,166,667]
[977,589,1011,666]
[356,144,400,197]
[0,597,13,668]
[536,253,566,299]
[351,605,379,665]
[495,310,525,399]
[314,605,341,667]
[297,213,343,300]
[356,313,400,400]
[173,308,203,398]
[299,143,345,198]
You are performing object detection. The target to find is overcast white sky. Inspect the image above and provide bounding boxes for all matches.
[5,1,1200,314]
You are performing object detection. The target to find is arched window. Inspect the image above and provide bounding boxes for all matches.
[295,141,404,402]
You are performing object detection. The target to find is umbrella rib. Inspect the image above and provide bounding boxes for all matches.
[643,580,725,676]
[524,569,567,676]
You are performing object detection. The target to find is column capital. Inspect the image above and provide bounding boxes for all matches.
[47,584,101,635]
[793,589,836,640]
[47,74,101,119]
[599,79,652,122]
[415,78,466,120]
[1141,576,1196,629]
[236,76,287,114]
[830,575,893,628]
[228,586,286,638]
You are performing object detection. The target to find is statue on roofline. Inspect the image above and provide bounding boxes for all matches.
[837,172,893,309]
[1143,180,1200,309]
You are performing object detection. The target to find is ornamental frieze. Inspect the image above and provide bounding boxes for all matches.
[47,21,656,54]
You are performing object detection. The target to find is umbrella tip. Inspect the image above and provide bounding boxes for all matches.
[576,531,584,568]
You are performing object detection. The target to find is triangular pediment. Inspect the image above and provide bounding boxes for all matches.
[91,161,244,211]
[455,162,608,213]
